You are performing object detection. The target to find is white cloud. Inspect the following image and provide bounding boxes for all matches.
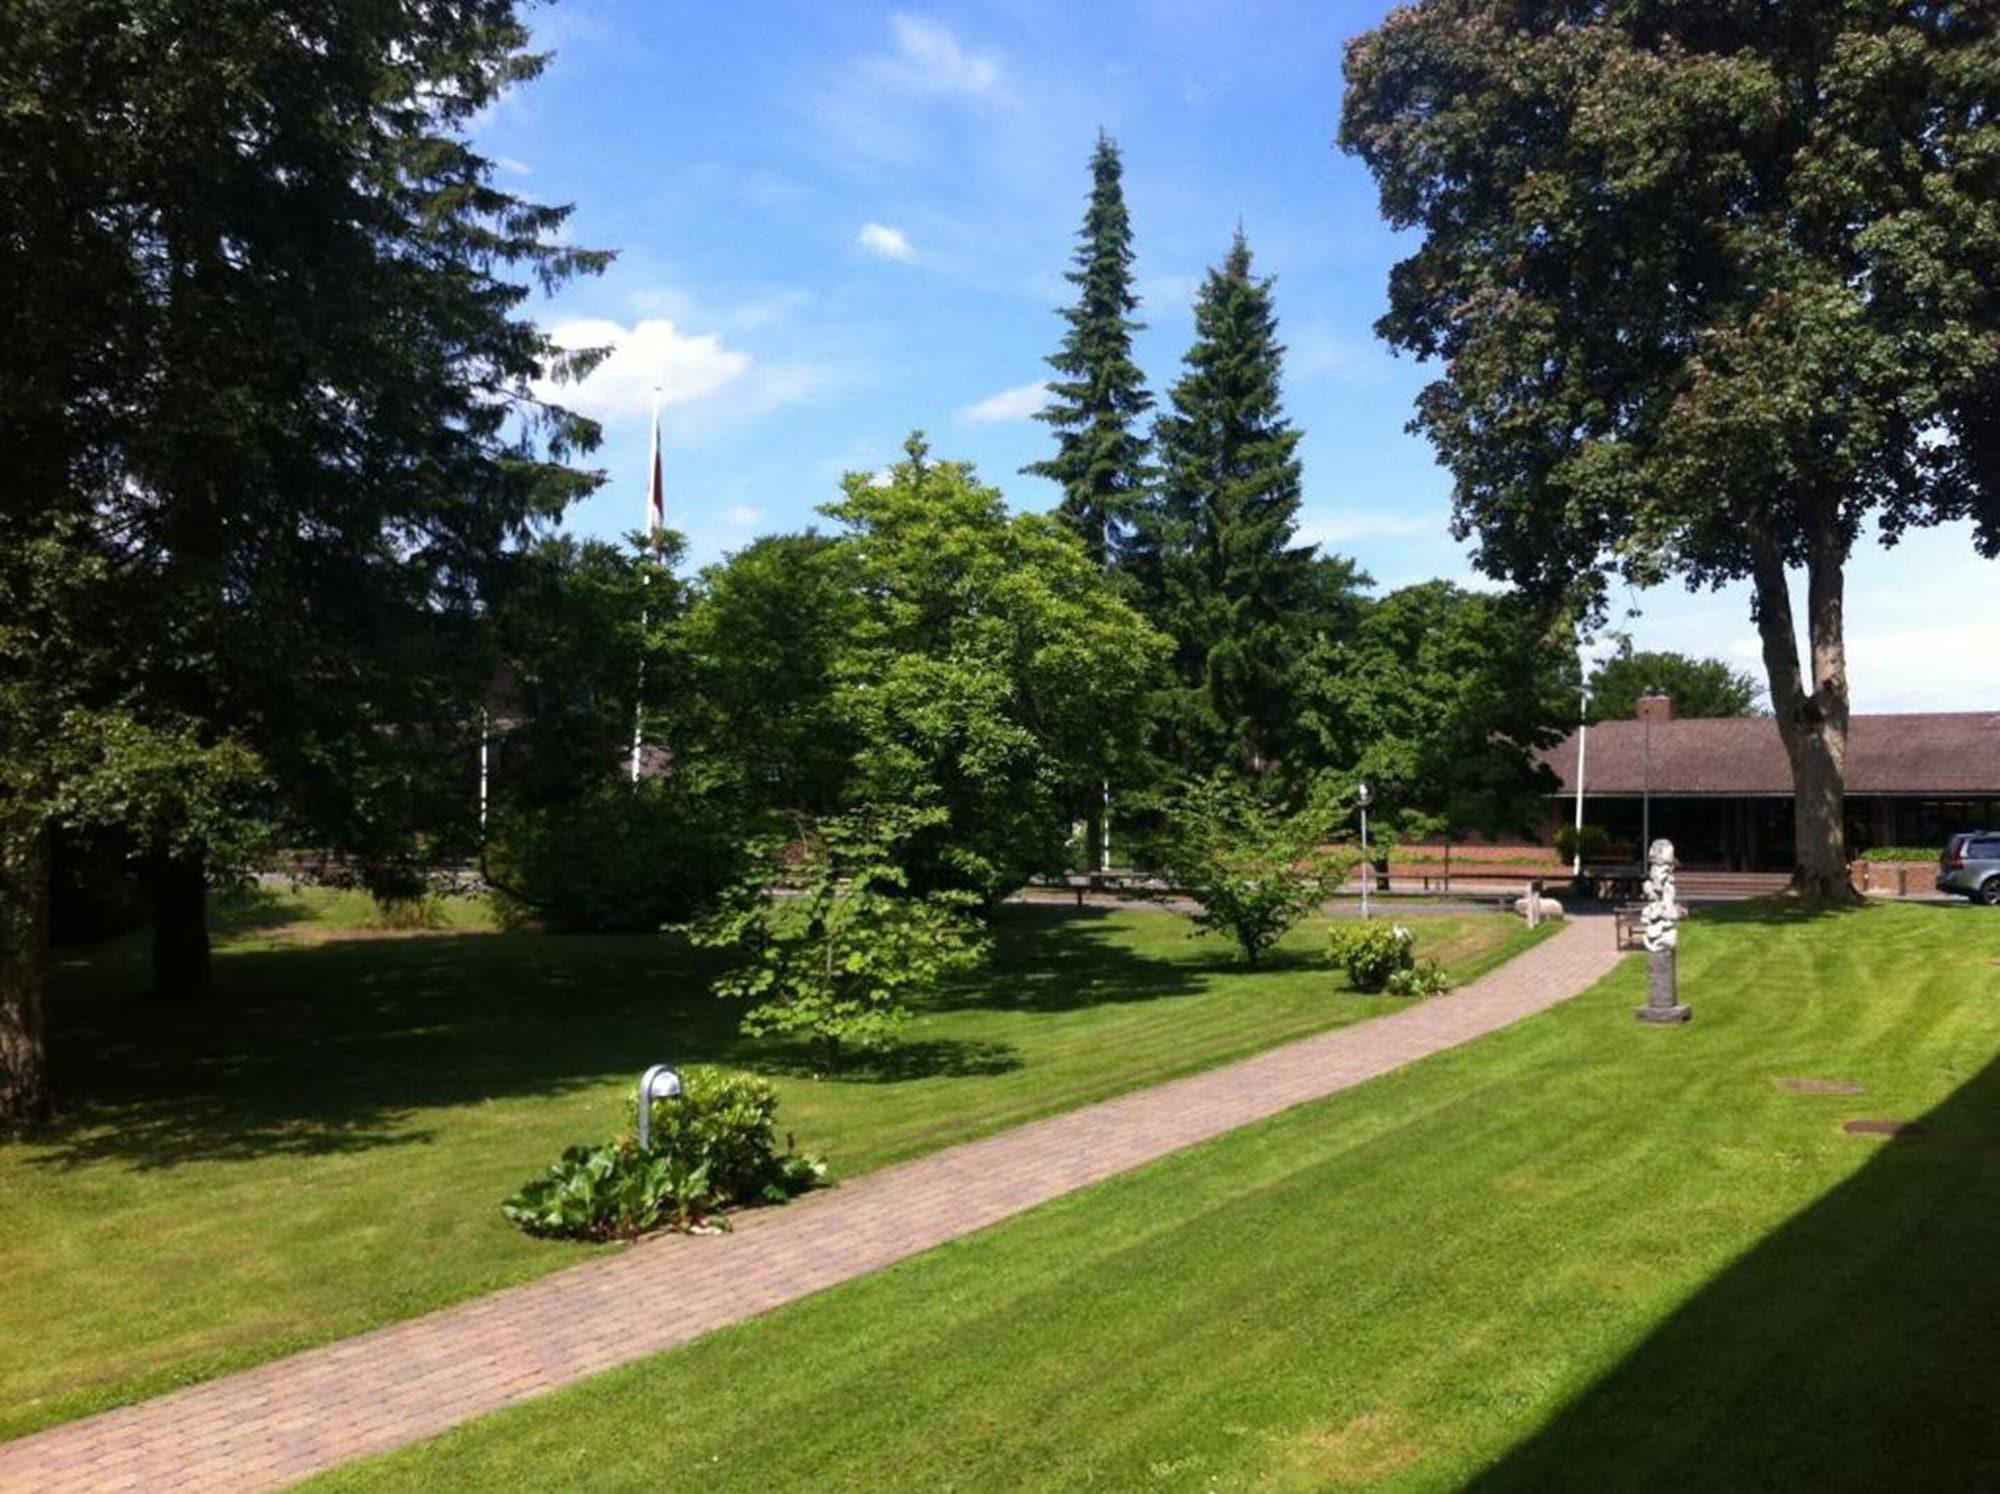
[956,380,1050,424]
[1288,325,1395,383]
[873,15,1004,97]
[724,504,763,528]
[857,222,917,263]
[1297,511,1446,547]
[535,317,751,421]
[493,156,533,177]
[811,16,1016,166]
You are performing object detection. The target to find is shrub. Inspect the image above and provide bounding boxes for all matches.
[1858,845,1949,863]
[486,779,742,932]
[1327,921,1417,992]
[627,1067,820,1204]
[503,1066,823,1241]
[690,807,988,1069]
[1555,824,1612,863]
[1385,956,1451,998]
[1153,776,1351,966]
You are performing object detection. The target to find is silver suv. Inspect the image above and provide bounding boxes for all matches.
[1938,832,2000,905]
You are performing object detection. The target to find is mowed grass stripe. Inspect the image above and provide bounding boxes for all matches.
[1,893,1539,1439]
[313,901,2000,1492]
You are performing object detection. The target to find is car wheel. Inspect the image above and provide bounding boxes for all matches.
[1982,878,2000,908]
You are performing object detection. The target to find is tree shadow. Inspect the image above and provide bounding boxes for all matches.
[1692,894,1880,928]
[729,1038,1023,1084]
[1468,1050,2000,1491]
[932,903,1246,1014]
[28,930,748,1172]
[26,903,1225,1172]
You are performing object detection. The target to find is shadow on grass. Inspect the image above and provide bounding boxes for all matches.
[1470,1049,2000,1491]
[933,902,1288,1014]
[28,903,1193,1170]
[732,1038,1023,1084]
[32,930,747,1172]
[1691,893,1883,929]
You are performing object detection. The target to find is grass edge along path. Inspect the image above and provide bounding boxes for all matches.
[0,918,1620,1491]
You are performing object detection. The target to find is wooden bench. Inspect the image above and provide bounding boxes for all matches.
[1613,903,1647,950]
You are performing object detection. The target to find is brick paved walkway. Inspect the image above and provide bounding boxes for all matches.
[0,916,1621,1493]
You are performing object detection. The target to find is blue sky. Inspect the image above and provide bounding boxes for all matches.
[484,0,1996,712]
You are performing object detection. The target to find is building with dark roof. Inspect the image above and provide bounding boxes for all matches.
[1537,695,2000,870]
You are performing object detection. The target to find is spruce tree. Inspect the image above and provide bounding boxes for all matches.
[1148,231,1314,776]
[1027,133,1153,570]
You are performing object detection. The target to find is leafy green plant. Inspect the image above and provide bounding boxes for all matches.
[502,1142,688,1242]
[1555,824,1612,864]
[691,808,989,1069]
[485,778,743,933]
[504,1067,823,1242]
[1152,776,1351,966]
[1385,956,1451,999]
[1327,921,1418,993]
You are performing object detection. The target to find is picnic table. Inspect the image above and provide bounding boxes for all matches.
[1583,861,1646,902]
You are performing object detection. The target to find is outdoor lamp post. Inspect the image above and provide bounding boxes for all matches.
[1641,688,1662,856]
[1572,687,1590,880]
[1356,780,1374,921]
[635,1064,683,1152]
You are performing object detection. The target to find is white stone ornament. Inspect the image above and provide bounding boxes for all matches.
[1639,838,1686,952]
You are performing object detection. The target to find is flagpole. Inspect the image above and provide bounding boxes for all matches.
[630,391,661,784]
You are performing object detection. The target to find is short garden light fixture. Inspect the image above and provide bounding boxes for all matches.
[635,1063,683,1152]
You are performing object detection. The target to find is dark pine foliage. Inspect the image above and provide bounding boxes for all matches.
[1142,231,1317,776]
[1026,133,1154,571]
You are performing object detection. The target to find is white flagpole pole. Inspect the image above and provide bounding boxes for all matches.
[630,392,660,784]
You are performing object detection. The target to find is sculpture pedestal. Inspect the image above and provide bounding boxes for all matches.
[1636,946,1692,1024]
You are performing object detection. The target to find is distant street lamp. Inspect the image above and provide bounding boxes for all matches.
[1641,688,1662,856]
[1572,687,1590,880]
[1356,780,1374,921]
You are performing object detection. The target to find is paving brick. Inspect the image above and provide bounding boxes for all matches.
[0,917,1619,1493]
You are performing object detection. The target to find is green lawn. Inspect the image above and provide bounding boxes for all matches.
[310,900,2000,1492]
[0,889,1539,1441]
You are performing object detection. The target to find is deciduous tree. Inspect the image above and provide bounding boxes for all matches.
[1587,643,1765,723]
[1342,2,2000,896]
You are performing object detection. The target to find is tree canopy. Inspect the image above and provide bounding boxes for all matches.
[1341,1,2000,894]
[1587,644,1765,724]
[0,0,604,1119]
[1295,582,1578,840]
[1027,133,1154,570]
[1142,231,1320,777]
[824,436,1168,903]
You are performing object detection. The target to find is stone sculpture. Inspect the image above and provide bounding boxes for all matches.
[1636,838,1692,1023]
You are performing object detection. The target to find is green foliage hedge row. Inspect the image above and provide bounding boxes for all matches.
[1857,846,1948,863]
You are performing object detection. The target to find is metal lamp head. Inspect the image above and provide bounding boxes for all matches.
[635,1063,683,1152]
[1355,780,1373,808]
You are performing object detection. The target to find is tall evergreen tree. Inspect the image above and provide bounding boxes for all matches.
[1027,133,1153,570]
[1146,231,1315,776]
[0,0,604,1119]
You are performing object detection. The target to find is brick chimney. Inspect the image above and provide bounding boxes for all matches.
[1636,689,1675,725]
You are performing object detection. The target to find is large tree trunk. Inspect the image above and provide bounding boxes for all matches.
[1749,526,1858,900]
[0,817,53,1128]
[150,849,212,1000]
